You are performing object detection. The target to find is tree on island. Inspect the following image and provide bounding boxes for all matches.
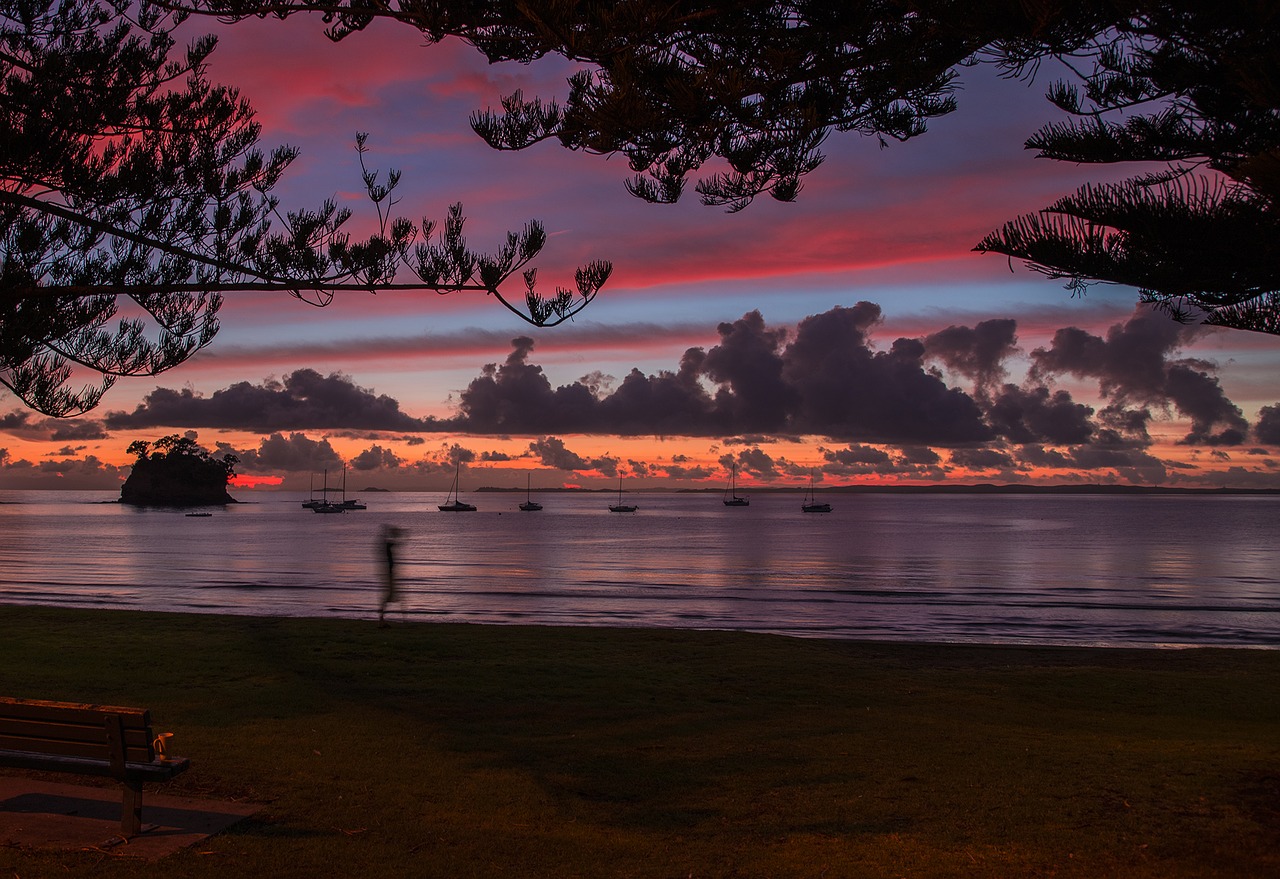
[173,0,1279,335]
[120,433,239,505]
[1,1,610,418]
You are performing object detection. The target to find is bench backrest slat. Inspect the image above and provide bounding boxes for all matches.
[0,698,155,763]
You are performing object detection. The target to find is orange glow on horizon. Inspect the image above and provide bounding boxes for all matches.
[230,474,284,488]
[2,425,1270,491]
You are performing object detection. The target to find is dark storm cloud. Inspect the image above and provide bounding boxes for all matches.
[733,447,783,480]
[0,409,109,441]
[1164,364,1248,445]
[458,336,715,436]
[825,444,893,468]
[457,338,602,434]
[899,445,943,466]
[528,436,589,470]
[722,434,788,445]
[222,432,343,472]
[1017,442,1169,483]
[1029,308,1182,396]
[818,444,950,479]
[1257,404,1280,445]
[664,463,714,479]
[923,318,1019,397]
[1097,404,1154,445]
[444,444,476,464]
[1030,308,1248,445]
[93,305,1258,462]
[527,436,616,474]
[407,456,456,476]
[665,452,714,478]
[49,420,109,441]
[397,444,478,474]
[700,310,792,431]
[599,352,716,435]
[332,430,398,441]
[780,305,992,443]
[916,318,1105,452]
[41,455,119,476]
[1057,446,1169,482]
[0,450,124,487]
[105,369,440,432]
[950,447,1019,471]
[457,306,993,444]
[986,385,1094,445]
[350,444,403,471]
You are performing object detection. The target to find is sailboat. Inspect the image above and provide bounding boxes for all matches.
[302,471,327,509]
[308,469,346,513]
[608,477,638,513]
[438,463,477,512]
[722,463,749,507]
[801,473,832,513]
[337,465,366,510]
[519,474,542,511]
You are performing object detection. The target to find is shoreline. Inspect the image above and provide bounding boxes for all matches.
[2,601,1276,651]
[5,603,1280,668]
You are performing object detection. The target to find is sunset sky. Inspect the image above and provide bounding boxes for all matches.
[3,14,1279,492]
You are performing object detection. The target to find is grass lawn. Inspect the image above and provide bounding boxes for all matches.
[1,606,1277,877]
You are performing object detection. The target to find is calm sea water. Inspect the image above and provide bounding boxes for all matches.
[1,489,1277,648]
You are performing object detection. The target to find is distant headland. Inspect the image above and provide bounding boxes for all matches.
[472,483,1279,496]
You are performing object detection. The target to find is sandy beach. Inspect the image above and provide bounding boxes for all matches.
[2,606,1278,877]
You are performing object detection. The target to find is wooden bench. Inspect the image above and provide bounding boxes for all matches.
[0,697,190,837]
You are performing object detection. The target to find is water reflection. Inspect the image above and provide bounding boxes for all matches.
[0,490,1277,647]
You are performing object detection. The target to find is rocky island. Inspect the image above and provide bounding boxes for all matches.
[120,435,238,506]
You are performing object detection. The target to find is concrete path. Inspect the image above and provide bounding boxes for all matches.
[0,776,259,860]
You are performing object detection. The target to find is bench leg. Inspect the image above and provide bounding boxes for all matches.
[120,780,143,837]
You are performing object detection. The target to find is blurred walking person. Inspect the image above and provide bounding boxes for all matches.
[378,525,403,626]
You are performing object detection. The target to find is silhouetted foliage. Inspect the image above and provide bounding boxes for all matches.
[174,1,1279,334]
[1,1,611,417]
[973,3,1280,335]
[121,433,238,504]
